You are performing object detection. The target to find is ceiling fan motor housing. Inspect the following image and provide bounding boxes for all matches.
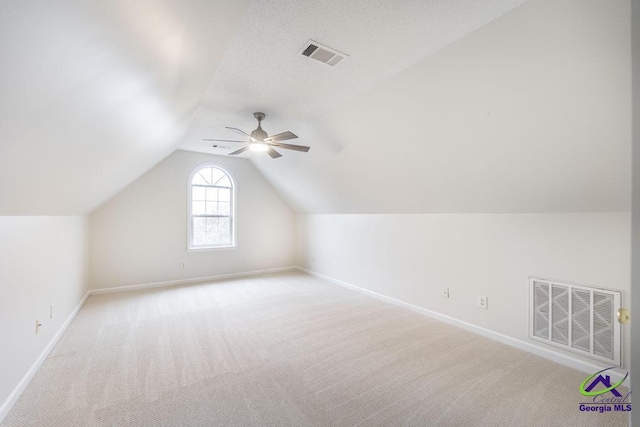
[251,128,268,141]
[251,112,268,141]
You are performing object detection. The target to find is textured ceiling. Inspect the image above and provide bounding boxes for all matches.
[0,0,251,215]
[179,0,526,155]
[0,0,630,216]
[182,0,631,214]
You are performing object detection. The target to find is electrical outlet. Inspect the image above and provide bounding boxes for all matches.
[477,296,488,309]
[442,288,449,298]
[50,304,55,319]
[180,261,185,269]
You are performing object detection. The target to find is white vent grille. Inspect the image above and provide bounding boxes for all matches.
[529,278,621,365]
[299,40,349,67]
[551,285,568,345]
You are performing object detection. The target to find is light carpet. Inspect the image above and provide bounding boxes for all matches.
[1,271,628,426]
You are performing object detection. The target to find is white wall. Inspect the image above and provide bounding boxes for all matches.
[0,216,88,416]
[0,0,252,215]
[89,150,295,290]
[253,0,630,215]
[297,213,631,368]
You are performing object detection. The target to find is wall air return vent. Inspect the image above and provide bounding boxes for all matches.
[529,278,622,365]
[299,40,349,67]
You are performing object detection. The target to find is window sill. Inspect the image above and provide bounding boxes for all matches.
[187,245,236,253]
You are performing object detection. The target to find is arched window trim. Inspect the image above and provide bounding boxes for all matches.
[187,163,236,251]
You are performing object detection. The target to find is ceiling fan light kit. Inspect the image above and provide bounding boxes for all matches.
[250,143,269,152]
[203,112,310,159]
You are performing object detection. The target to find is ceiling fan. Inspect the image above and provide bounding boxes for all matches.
[204,112,310,159]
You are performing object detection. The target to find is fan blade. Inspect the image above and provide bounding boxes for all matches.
[270,142,310,152]
[266,147,282,159]
[264,131,298,142]
[226,127,256,140]
[229,146,250,155]
[203,139,248,143]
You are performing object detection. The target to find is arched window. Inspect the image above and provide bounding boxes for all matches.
[188,165,235,249]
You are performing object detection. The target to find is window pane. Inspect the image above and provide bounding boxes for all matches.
[218,202,230,215]
[206,187,218,202]
[201,169,213,185]
[217,176,231,187]
[205,202,218,215]
[193,217,206,233]
[206,217,218,234]
[211,168,225,185]
[192,218,231,246]
[193,232,206,245]
[207,218,221,245]
[218,218,231,244]
[192,186,205,201]
[193,201,205,215]
[192,173,208,185]
[218,188,230,202]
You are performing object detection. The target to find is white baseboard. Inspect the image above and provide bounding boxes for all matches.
[0,292,89,424]
[0,266,295,422]
[296,266,629,385]
[0,266,626,424]
[89,266,297,295]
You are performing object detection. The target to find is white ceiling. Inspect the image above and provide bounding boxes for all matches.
[179,0,526,154]
[184,0,631,214]
[0,0,251,215]
[0,0,631,215]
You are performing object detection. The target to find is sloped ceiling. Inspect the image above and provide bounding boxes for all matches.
[180,0,526,148]
[182,0,631,214]
[1,0,630,216]
[0,0,251,215]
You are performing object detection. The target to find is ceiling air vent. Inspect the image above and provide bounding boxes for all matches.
[300,40,349,67]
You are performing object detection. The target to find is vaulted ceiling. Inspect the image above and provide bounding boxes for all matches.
[0,0,631,215]
[0,0,251,214]
[239,0,631,213]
